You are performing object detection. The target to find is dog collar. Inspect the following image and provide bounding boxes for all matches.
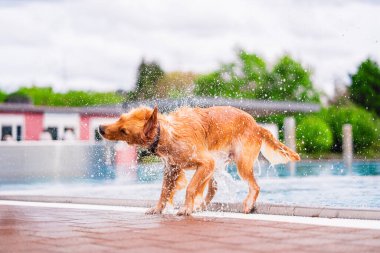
[148,123,160,154]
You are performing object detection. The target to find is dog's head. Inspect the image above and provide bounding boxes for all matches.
[99,106,159,146]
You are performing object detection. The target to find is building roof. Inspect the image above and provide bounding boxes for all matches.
[0,97,320,117]
[0,103,124,116]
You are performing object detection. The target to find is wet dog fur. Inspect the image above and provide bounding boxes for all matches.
[99,106,300,215]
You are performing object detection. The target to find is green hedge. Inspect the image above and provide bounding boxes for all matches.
[296,116,333,153]
[320,106,379,153]
[2,86,124,107]
[260,106,379,155]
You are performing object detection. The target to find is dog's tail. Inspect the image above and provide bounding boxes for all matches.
[259,126,300,165]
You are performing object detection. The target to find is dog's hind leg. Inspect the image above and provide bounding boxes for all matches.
[235,142,261,214]
[146,165,183,214]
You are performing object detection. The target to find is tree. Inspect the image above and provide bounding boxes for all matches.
[195,51,268,99]
[195,50,320,103]
[349,58,380,116]
[260,55,320,102]
[133,59,164,100]
[194,71,228,97]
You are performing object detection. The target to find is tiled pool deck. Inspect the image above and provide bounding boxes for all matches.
[1,201,380,253]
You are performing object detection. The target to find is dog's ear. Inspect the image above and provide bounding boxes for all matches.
[143,106,158,138]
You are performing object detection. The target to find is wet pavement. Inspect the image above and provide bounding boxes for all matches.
[1,203,380,253]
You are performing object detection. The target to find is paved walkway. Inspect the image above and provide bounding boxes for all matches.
[1,203,380,253]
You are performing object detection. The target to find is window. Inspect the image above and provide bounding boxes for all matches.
[64,127,75,134]
[0,115,24,141]
[1,125,12,141]
[47,127,58,140]
[16,125,22,141]
[63,127,76,140]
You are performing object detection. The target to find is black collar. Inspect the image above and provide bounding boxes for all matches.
[148,123,160,154]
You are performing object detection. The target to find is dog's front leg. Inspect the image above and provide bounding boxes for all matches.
[146,165,181,215]
[177,155,215,216]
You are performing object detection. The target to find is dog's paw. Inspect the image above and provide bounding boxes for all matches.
[145,207,162,215]
[177,207,193,216]
[243,202,256,214]
[199,202,208,211]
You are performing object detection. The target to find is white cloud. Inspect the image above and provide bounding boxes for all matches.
[0,0,379,97]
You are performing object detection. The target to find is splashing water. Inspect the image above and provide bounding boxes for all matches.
[213,167,243,203]
[255,159,262,177]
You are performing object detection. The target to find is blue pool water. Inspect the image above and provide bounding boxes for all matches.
[1,161,379,210]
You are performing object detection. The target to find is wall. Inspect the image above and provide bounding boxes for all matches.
[43,113,80,140]
[0,142,140,183]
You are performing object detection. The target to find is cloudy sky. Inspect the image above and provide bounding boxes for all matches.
[0,0,379,96]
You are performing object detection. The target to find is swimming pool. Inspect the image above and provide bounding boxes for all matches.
[1,160,379,209]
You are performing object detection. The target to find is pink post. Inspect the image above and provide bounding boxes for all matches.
[24,113,44,140]
[79,115,90,141]
[114,142,138,181]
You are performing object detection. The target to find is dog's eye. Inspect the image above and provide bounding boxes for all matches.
[121,129,128,135]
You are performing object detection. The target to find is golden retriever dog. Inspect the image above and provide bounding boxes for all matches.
[99,106,300,215]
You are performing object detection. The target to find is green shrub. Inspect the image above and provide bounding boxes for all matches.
[320,106,379,153]
[296,116,333,153]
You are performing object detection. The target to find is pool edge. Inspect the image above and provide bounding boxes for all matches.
[1,195,379,220]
